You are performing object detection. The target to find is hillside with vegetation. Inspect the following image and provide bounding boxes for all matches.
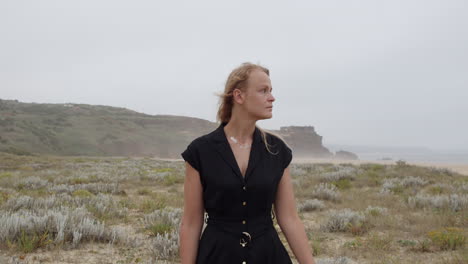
[0,99,214,157]
[0,99,345,159]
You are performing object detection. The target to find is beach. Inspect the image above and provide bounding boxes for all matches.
[292,158,468,176]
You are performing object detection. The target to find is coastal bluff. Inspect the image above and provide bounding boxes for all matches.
[274,126,335,159]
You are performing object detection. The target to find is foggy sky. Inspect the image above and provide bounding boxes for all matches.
[1,0,467,150]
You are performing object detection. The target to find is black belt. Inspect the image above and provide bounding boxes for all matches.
[205,214,275,248]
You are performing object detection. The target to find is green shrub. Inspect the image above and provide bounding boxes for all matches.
[309,236,326,256]
[3,147,33,156]
[69,177,92,185]
[331,178,352,190]
[0,172,13,179]
[361,163,385,172]
[147,223,173,236]
[163,174,184,186]
[0,191,9,205]
[153,168,173,173]
[364,206,388,217]
[366,232,393,251]
[119,198,137,209]
[412,239,433,252]
[140,199,166,213]
[8,230,52,253]
[397,239,416,247]
[72,189,94,197]
[428,227,466,250]
[427,185,448,195]
[343,238,363,249]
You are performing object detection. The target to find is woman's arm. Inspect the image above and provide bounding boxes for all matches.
[179,162,205,264]
[274,166,316,264]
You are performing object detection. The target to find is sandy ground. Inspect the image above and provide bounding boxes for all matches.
[292,158,468,176]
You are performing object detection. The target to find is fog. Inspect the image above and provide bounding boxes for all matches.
[1,0,467,151]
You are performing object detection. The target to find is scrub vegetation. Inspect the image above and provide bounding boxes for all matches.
[0,153,466,263]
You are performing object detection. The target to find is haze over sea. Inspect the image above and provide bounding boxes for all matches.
[326,144,468,164]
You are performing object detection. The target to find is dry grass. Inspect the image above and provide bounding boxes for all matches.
[0,153,467,263]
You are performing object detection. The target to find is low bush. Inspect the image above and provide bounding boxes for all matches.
[380,176,428,194]
[315,256,356,264]
[0,206,129,251]
[310,183,341,202]
[321,209,370,235]
[408,193,468,212]
[298,199,325,212]
[319,166,358,182]
[427,227,466,250]
[364,206,388,217]
[147,208,182,261]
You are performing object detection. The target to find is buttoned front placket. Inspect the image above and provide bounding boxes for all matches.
[240,180,249,264]
[214,122,263,264]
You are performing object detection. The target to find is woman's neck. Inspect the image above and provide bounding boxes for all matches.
[223,119,256,144]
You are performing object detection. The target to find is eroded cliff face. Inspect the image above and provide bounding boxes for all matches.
[272,126,334,158]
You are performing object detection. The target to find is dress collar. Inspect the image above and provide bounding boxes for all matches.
[209,121,264,183]
[213,121,263,144]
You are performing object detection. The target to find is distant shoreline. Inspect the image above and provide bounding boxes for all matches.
[292,158,468,176]
[168,157,468,176]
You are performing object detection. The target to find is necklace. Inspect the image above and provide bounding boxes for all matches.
[228,136,251,149]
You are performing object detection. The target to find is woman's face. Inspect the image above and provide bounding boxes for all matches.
[242,69,275,120]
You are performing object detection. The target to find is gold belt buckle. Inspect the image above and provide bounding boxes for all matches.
[240,232,252,247]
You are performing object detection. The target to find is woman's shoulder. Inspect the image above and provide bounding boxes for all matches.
[184,136,207,150]
[263,131,291,151]
[263,132,293,170]
[184,131,214,151]
[181,134,212,173]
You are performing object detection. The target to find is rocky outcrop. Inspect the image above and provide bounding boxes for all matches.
[334,150,359,160]
[274,126,334,158]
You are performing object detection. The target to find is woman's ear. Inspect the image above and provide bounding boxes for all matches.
[233,89,245,104]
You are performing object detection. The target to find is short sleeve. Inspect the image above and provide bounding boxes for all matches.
[282,144,293,170]
[181,142,201,172]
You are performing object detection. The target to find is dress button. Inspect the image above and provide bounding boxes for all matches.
[242,201,247,206]
[242,220,246,224]
[242,262,246,264]
[243,186,246,191]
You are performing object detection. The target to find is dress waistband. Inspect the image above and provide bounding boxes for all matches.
[206,214,274,241]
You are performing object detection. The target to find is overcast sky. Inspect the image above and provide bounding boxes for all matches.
[1,0,467,150]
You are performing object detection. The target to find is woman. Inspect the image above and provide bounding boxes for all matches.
[179,62,316,264]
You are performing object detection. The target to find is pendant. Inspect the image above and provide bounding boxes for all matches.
[229,136,251,149]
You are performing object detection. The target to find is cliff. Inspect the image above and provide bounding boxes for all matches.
[275,126,334,158]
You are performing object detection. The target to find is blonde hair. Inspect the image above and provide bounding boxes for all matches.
[215,62,290,155]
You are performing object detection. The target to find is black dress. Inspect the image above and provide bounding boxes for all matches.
[181,122,293,264]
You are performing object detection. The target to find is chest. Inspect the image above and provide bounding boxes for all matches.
[228,142,251,178]
[196,137,284,192]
